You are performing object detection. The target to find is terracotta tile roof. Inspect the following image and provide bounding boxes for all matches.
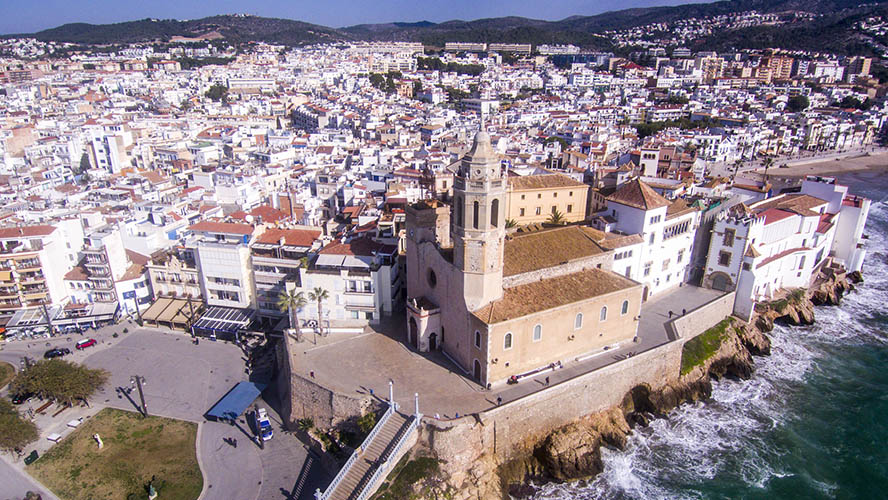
[607,178,670,211]
[188,221,254,235]
[751,194,826,218]
[509,173,585,191]
[255,228,321,247]
[64,262,89,280]
[666,199,697,220]
[474,268,638,324]
[0,225,56,239]
[503,225,607,277]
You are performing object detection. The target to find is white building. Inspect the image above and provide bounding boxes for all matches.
[189,221,256,310]
[601,179,700,299]
[704,177,870,319]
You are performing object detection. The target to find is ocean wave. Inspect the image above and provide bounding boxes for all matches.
[534,180,888,500]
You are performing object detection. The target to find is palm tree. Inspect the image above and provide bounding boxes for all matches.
[309,287,330,337]
[505,218,518,229]
[547,208,566,225]
[732,159,743,176]
[762,157,774,181]
[277,289,307,341]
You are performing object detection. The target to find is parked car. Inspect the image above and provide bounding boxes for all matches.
[255,408,273,441]
[75,338,97,350]
[11,392,35,404]
[44,347,71,359]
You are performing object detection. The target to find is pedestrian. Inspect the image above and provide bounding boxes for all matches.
[682,308,686,315]
[233,438,238,448]
[545,376,550,386]
[369,388,374,396]
[668,310,673,318]
[496,396,502,406]
[310,370,314,378]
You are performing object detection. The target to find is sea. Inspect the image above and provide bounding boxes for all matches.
[534,170,888,500]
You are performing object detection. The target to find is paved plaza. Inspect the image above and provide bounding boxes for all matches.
[0,325,312,500]
[294,285,727,419]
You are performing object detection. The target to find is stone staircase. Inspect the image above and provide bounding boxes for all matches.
[325,411,410,500]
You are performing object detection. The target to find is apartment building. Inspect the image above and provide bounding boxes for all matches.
[146,245,202,300]
[189,221,256,310]
[250,227,321,320]
[0,222,83,320]
[505,173,589,225]
[81,225,151,315]
[295,236,400,329]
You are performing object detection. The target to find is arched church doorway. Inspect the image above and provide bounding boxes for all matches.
[429,332,437,351]
[473,359,482,382]
[711,273,732,292]
[642,286,650,302]
[408,317,418,348]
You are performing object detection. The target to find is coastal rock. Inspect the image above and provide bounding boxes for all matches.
[848,270,863,284]
[534,408,631,482]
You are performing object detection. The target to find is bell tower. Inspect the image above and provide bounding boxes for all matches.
[452,127,506,311]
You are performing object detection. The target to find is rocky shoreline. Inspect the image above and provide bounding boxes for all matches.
[394,270,860,500]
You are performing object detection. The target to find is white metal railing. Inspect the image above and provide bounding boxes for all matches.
[355,415,420,500]
[315,402,397,500]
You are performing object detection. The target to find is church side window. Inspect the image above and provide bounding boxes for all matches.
[473,201,479,229]
[474,330,481,349]
[621,300,629,315]
[504,332,513,350]
[574,313,583,330]
[532,324,542,342]
[491,199,499,227]
[454,197,462,227]
[600,306,608,322]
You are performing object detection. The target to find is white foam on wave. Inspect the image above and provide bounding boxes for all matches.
[533,189,888,500]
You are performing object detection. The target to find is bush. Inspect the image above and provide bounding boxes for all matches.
[112,333,119,338]
[296,418,313,431]
[122,328,129,333]
[357,411,377,435]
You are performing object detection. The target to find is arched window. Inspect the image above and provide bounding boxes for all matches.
[600,306,608,322]
[504,332,513,350]
[491,198,500,227]
[532,324,542,342]
[473,201,480,229]
[574,313,583,330]
[454,197,462,227]
[474,330,481,348]
[621,300,629,315]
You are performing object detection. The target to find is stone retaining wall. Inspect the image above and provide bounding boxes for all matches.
[666,291,735,340]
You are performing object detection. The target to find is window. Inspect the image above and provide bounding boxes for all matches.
[474,330,481,349]
[491,199,499,227]
[662,259,670,271]
[473,201,479,229]
[519,208,525,216]
[567,204,573,213]
[574,313,583,330]
[553,192,558,198]
[677,249,685,263]
[521,194,525,200]
[532,324,542,342]
[537,193,542,199]
[569,191,573,196]
[718,251,731,267]
[798,255,806,270]
[600,306,608,322]
[723,228,736,247]
[742,262,751,271]
[427,269,437,288]
[535,207,541,215]
[454,197,462,227]
[649,215,662,224]
[551,206,557,214]
[621,300,629,315]
[504,332,513,350]
[649,233,655,245]
[644,262,652,277]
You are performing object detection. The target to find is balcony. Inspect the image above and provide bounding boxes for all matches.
[19,274,45,284]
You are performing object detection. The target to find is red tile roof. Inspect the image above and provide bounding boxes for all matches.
[255,228,321,247]
[319,237,396,257]
[0,225,56,239]
[188,221,254,235]
[760,208,795,226]
[607,178,670,211]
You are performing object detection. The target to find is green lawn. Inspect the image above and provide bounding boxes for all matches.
[0,361,14,390]
[29,408,203,500]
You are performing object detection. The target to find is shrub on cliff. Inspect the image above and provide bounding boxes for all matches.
[680,318,732,376]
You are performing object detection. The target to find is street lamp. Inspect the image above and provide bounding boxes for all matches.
[130,375,148,417]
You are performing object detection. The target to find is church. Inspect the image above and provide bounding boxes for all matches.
[406,129,644,387]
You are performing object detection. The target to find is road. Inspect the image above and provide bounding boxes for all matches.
[705,146,885,179]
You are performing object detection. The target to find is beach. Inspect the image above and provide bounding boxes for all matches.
[763,150,888,178]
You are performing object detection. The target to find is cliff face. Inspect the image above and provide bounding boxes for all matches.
[402,274,852,499]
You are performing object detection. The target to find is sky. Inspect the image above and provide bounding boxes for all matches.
[0,0,711,35]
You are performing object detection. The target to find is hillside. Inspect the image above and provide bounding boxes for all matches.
[4,0,888,55]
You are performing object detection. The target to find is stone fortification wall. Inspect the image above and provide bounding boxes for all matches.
[419,340,684,488]
[666,291,735,340]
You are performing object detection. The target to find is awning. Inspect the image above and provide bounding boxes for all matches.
[205,381,268,421]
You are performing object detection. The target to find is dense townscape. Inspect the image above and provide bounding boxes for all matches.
[0,3,884,500]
